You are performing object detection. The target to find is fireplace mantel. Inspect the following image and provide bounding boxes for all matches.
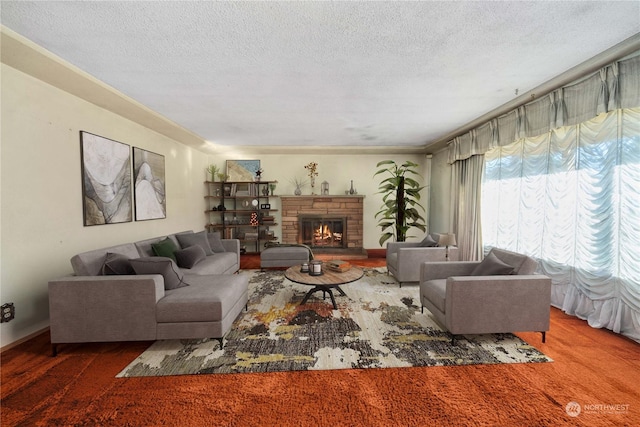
[280,195,364,251]
[280,195,365,199]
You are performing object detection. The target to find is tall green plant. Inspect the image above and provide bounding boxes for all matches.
[374,160,426,246]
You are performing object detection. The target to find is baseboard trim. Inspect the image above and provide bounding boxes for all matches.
[1,327,49,353]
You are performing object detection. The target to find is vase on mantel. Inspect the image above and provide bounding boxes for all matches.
[349,180,355,195]
[294,185,302,196]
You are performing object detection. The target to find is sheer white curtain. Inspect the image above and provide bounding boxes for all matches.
[482,108,640,343]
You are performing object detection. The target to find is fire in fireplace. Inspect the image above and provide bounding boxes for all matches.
[299,215,346,248]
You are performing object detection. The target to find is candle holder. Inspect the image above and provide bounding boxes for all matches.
[309,260,324,276]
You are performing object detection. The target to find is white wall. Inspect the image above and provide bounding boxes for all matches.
[0,64,211,348]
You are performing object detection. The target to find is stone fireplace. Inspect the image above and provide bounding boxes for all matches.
[281,196,364,254]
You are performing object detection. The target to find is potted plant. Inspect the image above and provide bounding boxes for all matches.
[374,160,426,246]
[206,164,220,182]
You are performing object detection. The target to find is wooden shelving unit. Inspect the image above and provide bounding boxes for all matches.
[205,180,279,254]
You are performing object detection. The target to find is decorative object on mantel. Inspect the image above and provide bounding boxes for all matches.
[439,233,457,260]
[304,162,318,194]
[80,131,132,226]
[226,160,260,181]
[290,177,307,195]
[321,181,329,195]
[206,164,220,181]
[349,180,356,195]
[374,160,426,245]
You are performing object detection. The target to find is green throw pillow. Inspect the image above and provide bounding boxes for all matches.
[151,237,178,262]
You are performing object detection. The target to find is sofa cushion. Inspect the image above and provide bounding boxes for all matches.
[419,234,439,247]
[471,252,514,276]
[489,248,538,275]
[135,233,187,258]
[130,257,188,290]
[71,243,140,276]
[176,230,214,256]
[174,245,207,269]
[207,232,227,253]
[156,274,248,323]
[185,252,238,275]
[420,279,447,313]
[100,252,135,275]
[151,238,179,262]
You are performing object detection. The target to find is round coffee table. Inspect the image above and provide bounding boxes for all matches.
[284,265,364,309]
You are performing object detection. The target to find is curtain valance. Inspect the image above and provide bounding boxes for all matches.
[448,53,640,164]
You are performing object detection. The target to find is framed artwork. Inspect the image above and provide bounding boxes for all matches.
[226,160,260,181]
[80,131,132,226]
[133,147,166,221]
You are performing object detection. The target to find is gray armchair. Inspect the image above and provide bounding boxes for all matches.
[419,247,551,343]
[387,234,459,287]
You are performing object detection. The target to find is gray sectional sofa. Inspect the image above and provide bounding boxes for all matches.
[48,230,248,355]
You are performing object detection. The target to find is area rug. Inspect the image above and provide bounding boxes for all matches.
[117,268,552,377]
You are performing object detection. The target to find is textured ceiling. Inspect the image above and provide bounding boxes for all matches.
[2,1,639,153]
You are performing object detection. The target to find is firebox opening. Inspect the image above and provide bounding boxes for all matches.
[299,216,346,249]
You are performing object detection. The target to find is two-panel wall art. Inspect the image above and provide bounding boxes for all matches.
[80,131,166,226]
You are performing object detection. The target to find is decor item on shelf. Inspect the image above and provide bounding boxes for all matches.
[262,186,269,196]
[269,183,276,196]
[349,180,356,195]
[226,160,260,181]
[206,164,220,181]
[321,181,329,195]
[438,233,457,260]
[255,168,263,182]
[250,212,259,226]
[304,162,318,194]
[374,160,426,246]
[216,172,228,182]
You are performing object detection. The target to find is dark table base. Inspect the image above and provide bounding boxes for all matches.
[300,285,347,309]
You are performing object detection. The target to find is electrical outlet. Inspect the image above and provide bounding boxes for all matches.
[1,303,15,323]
